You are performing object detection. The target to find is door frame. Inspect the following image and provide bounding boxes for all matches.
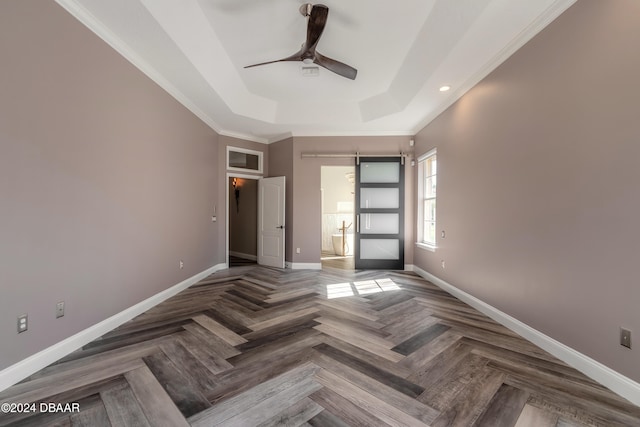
[226,172,262,267]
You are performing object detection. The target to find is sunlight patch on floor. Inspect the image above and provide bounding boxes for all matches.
[326,283,355,299]
[326,278,401,299]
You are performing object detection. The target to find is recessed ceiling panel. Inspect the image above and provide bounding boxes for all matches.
[57,0,577,142]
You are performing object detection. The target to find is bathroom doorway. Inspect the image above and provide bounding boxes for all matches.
[320,166,355,270]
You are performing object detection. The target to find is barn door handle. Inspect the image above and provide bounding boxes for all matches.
[276,225,284,229]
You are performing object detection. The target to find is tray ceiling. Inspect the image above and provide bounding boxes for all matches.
[56,0,576,143]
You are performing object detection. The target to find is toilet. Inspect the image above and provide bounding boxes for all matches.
[332,234,353,256]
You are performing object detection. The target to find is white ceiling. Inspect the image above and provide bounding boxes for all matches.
[56,0,576,143]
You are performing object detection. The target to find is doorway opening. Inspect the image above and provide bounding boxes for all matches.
[321,166,355,270]
[228,175,258,267]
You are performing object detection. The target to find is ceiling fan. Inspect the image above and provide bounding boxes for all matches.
[244,3,357,80]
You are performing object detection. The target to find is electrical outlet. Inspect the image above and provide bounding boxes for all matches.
[56,301,65,318]
[296,248,301,254]
[17,314,28,333]
[441,230,446,239]
[441,260,445,269]
[621,328,632,349]
[179,260,184,269]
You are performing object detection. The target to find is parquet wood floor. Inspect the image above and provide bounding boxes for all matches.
[1,266,639,426]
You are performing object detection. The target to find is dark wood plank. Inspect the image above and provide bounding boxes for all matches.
[474,383,530,427]
[310,387,392,427]
[238,317,320,352]
[391,323,450,356]
[189,362,321,427]
[181,323,240,359]
[312,343,424,398]
[225,288,269,309]
[307,409,351,427]
[312,352,439,425]
[142,352,211,418]
[124,366,189,427]
[417,353,490,410]
[69,397,111,427]
[207,346,317,405]
[256,397,323,427]
[158,340,220,391]
[201,308,252,335]
[407,341,472,388]
[100,381,151,427]
[430,367,505,427]
[177,331,233,374]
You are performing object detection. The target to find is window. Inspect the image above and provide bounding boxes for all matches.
[227,146,263,174]
[418,149,437,249]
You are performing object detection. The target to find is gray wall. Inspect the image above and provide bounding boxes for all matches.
[412,0,639,382]
[268,138,294,262]
[0,0,220,370]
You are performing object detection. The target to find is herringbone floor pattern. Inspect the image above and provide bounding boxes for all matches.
[1,266,639,426]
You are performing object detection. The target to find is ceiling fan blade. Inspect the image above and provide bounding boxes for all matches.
[314,51,357,80]
[244,50,303,69]
[305,4,328,51]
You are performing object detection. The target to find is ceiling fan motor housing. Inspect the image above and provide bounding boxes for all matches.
[300,3,313,17]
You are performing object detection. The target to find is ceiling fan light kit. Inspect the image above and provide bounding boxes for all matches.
[301,66,320,77]
[244,3,358,80]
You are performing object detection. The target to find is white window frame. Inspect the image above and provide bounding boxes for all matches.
[416,148,437,251]
[227,146,263,174]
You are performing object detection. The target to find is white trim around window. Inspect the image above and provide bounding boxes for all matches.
[417,148,437,251]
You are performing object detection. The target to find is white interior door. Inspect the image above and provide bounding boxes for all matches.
[258,176,286,268]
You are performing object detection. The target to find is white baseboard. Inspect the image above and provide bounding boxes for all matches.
[404,264,415,272]
[287,262,322,270]
[0,263,227,392]
[412,266,640,407]
[229,251,257,261]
